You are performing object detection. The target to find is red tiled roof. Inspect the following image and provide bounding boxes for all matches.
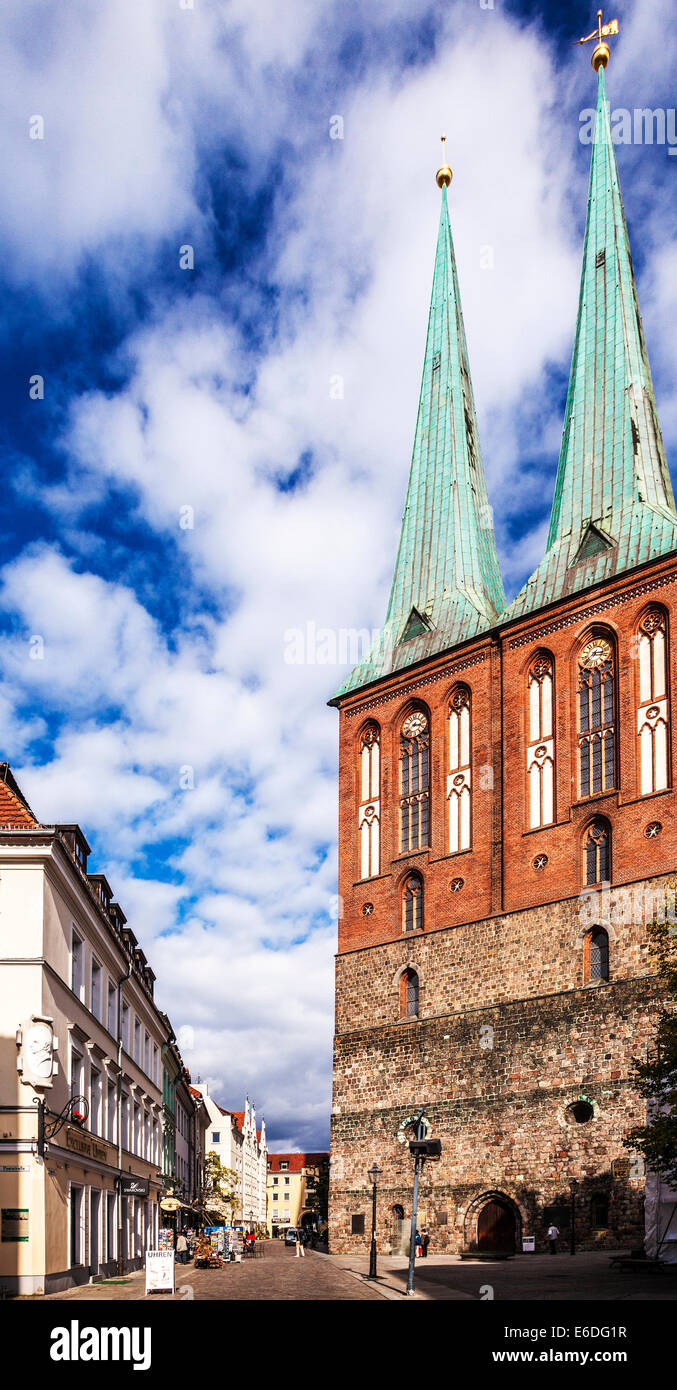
[268,1152,328,1173]
[231,1111,263,1143]
[0,765,39,829]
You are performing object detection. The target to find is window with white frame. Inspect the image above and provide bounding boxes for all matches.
[107,980,117,1036]
[121,999,130,1053]
[107,1080,117,1143]
[527,654,555,827]
[90,1065,102,1134]
[133,1019,141,1065]
[637,608,669,795]
[107,1192,116,1263]
[358,722,380,879]
[71,930,84,1000]
[70,1046,84,1104]
[447,686,471,851]
[578,636,616,797]
[91,958,102,1020]
[69,1184,84,1266]
[399,709,430,851]
[144,1031,150,1077]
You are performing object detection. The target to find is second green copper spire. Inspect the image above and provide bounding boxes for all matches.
[503,66,677,622]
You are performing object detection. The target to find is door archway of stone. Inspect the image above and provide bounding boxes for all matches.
[477,1198,517,1254]
[463,1189,522,1254]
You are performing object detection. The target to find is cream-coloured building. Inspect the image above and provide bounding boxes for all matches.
[0,764,191,1293]
[267,1153,328,1238]
[192,1085,267,1225]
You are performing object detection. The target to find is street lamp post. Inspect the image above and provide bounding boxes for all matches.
[366,1163,382,1279]
[570,1179,578,1256]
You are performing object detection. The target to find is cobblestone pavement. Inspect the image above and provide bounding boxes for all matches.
[322,1249,677,1301]
[38,1241,387,1302]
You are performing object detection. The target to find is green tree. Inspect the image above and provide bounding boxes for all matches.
[623,907,677,1185]
[201,1151,239,1225]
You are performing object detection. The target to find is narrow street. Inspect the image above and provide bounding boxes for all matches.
[32,1242,677,1303]
[37,1240,387,1302]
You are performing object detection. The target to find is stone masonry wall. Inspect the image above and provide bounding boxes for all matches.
[329,976,660,1254]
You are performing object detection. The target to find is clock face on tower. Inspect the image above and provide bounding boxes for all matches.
[580,637,612,669]
[402,711,427,739]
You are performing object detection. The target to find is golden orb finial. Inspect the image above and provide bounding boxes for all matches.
[576,8,618,70]
[436,133,452,190]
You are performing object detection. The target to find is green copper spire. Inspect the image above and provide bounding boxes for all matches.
[333,183,505,699]
[503,66,677,624]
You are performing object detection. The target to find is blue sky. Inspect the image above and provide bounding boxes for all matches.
[1,0,676,1149]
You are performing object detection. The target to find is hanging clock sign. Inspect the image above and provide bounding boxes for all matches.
[397,1114,429,1144]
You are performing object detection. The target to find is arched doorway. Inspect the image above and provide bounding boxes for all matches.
[477,1199,516,1254]
[391,1204,406,1254]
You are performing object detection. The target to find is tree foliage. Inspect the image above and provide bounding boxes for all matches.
[201,1150,239,1225]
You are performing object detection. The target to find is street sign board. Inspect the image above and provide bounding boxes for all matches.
[145,1249,175,1294]
[2,1208,29,1242]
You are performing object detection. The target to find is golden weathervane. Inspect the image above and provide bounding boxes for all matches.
[436,133,452,190]
[577,8,619,71]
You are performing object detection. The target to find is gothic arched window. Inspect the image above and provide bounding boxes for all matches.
[399,710,429,852]
[637,608,669,796]
[578,636,616,797]
[447,686,471,852]
[400,968,419,1019]
[358,723,380,879]
[402,874,424,933]
[584,819,610,886]
[527,654,555,828]
[585,927,610,983]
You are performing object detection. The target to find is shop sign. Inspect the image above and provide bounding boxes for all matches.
[119,1177,150,1197]
[160,1197,182,1212]
[522,1236,536,1252]
[145,1249,175,1294]
[65,1128,110,1163]
[2,1208,29,1242]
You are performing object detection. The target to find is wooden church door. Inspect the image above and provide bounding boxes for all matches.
[477,1200,516,1253]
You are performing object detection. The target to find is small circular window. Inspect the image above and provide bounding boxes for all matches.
[362,902,374,917]
[450,877,464,893]
[645,821,662,840]
[567,1101,594,1124]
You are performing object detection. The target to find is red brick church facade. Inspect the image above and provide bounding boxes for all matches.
[328,63,675,1254]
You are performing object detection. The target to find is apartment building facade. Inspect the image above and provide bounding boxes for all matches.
[0,764,189,1293]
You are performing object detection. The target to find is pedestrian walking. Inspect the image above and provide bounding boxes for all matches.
[547,1223,560,1254]
[421,1229,430,1258]
[415,1229,422,1258]
[176,1231,188,1265]
[295,1229,305,1258]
